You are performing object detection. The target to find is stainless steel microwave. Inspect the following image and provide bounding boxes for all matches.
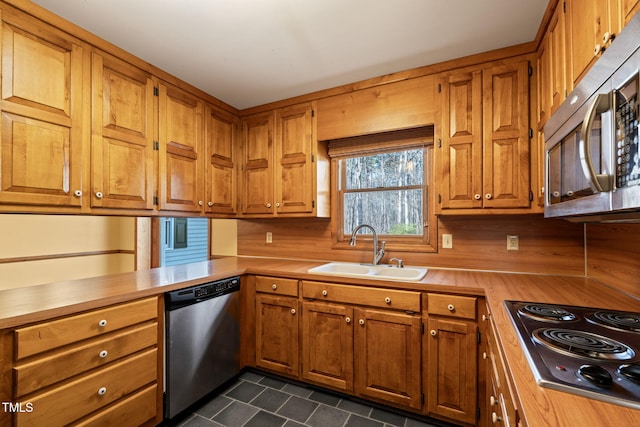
[544,13,640,222]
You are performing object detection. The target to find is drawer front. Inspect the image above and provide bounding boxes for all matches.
[75,384,157,427]
[14,322,158,397]
[14,297,158,359]
[427,293,476,319]
[15,348,157,427]
[256,276,299,297]
[302,281,421,312]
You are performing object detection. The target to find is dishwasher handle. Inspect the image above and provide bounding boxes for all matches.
[165,276,240,310]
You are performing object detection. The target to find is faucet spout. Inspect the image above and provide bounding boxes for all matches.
[349,224,385,265]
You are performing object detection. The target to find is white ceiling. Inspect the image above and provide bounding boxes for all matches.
[32,0,548,110]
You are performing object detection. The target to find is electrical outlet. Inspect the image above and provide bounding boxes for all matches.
[266,232,272,243]
[507,235,519,251]
[442,234,453,249]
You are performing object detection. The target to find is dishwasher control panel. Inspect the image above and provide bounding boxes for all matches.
[165,276,240,310]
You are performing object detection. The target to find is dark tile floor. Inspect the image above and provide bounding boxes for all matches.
[169,370,456,427]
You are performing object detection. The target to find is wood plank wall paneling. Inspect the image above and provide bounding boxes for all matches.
[236,215,586,276]
[586,223,640,300]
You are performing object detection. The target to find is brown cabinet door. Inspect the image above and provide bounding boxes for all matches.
[255,294,299,377]
[91,52,155,210]
[0,16,86,208]
[566,0,619,90]
[427,317,478,425]
[241,112,273,215]
[274,102,314,215]
[157,82,204,213]
[354,308,422,410]
[621,0,640,24]
[205,105,238,215]
[438,70,483,209]
[482,61,530,209]
[301,301,354,392]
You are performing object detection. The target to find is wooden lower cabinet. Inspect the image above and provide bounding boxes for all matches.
[5,297,163,427]
[255,293,299,377]
[426,293,479,425]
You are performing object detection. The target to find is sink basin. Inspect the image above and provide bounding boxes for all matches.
[307,262,428,282]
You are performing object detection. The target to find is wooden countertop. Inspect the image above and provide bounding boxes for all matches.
[1,256,638,426]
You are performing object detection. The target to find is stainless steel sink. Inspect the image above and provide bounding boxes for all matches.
[307,262,428,282]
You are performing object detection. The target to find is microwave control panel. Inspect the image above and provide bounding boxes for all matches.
[615,74,639,188]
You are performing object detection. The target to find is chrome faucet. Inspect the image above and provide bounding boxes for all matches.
[349,224,385,265]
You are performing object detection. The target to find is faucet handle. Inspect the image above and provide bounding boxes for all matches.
[390,258,404,268]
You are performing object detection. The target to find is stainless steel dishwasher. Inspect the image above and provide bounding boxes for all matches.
[164,276,241,420]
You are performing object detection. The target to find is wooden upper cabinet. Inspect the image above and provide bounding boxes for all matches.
[240,101,327,217]
[205,105,238,215]
[241,111,274,215]
[438,69,483,210]
[566,0,621,91]
[275,103,314,214]
[0,15,86,209]
[621,0,640,24]
[91,51,155,211]
[438,60,531,212]
[157,82,204,213]
[483,61,530,209]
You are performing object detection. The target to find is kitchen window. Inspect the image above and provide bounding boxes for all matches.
[329,127,436,252]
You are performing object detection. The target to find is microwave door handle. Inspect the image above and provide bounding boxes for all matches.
[579,92,613,192]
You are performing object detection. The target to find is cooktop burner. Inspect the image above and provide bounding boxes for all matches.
[518,303,577,322]
[588,310,640,333]
[532,328,635,360]
[504,301,640,410]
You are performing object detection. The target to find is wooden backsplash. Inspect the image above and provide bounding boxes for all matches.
[237,214,585,276]
[586,223,640,300]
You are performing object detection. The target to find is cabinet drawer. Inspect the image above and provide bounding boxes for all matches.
[256,276,299,297]
[75,384,157,427]
[302,281,421,312]
[14,297,158,359]
[427,293,476,319]
[14,322,157,397]
[15,348,157,427]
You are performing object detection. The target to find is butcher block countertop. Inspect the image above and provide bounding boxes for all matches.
[1,256,639,426]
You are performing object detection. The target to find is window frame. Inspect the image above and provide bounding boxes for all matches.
[330,136,436,253]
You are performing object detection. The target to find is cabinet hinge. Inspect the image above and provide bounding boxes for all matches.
[311,109,315,118]
[420,322,425,334]
[437,138,442,148]
[153,87,159,96]
[153,141,159,150]
[529,190,534,202]
[477,331,482,345]
[477,407,481,421]
[421,393,425,405]
[153,196,159,206]
[528,63,533,77]
[437,83,442,93]
[312,200,315,208]
[311,154,315,162]
[563,1,566,13]
[438,194,442,204]
[529,128,533,139]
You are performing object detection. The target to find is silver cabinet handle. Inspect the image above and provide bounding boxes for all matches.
[98,319,107,327]
[99,350,108,358]
[95,191,103,199]
[98,387,107,396]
